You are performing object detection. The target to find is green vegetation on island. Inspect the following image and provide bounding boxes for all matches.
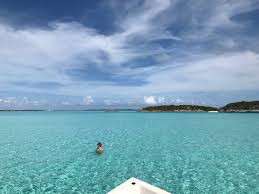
[219,101,259,112]
[142,100,259,112]
[142,105,218,112]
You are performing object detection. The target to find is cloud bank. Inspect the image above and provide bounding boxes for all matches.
[0,0,259,108]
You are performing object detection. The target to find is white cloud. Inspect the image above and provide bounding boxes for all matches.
[0,0,175,96]
[144,96,157,105]
[82,96,94,105]
[0,0,259,105]
[143,96,176,105]
[145,51,259,92]
[157,97,165,104]
[120,0,171,37]
[18,97,29,105]
[0,97,47,106]
[143,96,181,105]
[3,97,17,104]
[180,0,259,41]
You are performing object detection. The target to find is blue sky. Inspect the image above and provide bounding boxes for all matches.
[0,0,259,109]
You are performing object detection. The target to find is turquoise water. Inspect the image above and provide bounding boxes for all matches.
[0,112,259,194]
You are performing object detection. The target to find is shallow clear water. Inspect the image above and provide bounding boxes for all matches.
[0,111,259,194]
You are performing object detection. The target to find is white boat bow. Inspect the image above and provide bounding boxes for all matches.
[107,177,171,194]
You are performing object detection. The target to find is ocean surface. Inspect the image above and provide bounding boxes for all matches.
[0,111,258,194]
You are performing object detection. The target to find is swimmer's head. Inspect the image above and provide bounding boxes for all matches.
[97,142,102,147]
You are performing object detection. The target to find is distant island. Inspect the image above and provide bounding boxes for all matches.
[142,101,259,113]
[219,101,259,112]
[142,105,218,112]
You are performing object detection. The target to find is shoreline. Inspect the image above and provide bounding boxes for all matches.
[141,110,259,113]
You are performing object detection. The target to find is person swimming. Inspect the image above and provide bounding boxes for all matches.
[96,142,103,154]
